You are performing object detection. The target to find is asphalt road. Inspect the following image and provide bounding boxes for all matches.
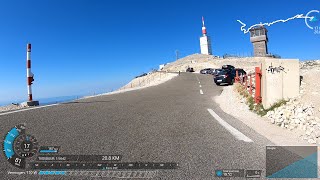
[0,73,275,179]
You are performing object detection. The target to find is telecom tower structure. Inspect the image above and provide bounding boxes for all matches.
[199,17,212,55]
[249,25,269,57]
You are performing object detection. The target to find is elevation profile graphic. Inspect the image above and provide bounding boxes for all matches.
[266,146,318,178]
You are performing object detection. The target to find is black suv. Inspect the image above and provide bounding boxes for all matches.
[222,65,235,70]
[214,69,236,85]
[211,69,223,76]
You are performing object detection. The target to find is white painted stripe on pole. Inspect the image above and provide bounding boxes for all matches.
[207,109,253,142]
[27,68,31,77]
[27,52,31,60]
[200,89,204,95]
[27,86,32,94]
[199,85,202,88]
[0,104,59,116]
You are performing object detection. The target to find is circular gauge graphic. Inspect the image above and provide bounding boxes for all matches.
[3,124,39,169]
[14,134,39,158]
[305,10,320,30]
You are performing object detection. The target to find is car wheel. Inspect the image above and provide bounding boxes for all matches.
[216,83,220,86]
[230,79,234,85]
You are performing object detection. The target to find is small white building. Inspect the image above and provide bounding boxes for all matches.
[159,64,165,70]
[159,63,170,70]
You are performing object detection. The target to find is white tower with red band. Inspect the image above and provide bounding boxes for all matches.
[25,43,39,106]
[199,17,213,55]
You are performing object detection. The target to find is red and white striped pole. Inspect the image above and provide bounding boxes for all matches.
[27,43,34,102]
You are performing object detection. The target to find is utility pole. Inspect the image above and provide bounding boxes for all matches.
[175,50,179,60]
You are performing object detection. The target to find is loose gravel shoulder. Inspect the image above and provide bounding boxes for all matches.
[214,85,309,146]
[0,104,28,113]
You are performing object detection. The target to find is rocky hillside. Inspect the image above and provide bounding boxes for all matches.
[162,54,265,72]
[300,60,320,69]
[264,60,320,144]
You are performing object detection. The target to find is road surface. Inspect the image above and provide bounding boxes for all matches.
[0,73,274,179]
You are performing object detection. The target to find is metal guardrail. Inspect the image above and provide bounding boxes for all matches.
[235,67,262,104]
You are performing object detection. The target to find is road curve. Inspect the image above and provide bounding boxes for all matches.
[0,73,273,179]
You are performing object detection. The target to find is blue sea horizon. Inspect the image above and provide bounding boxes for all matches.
[0,94,88,107]
[0,86,121,107]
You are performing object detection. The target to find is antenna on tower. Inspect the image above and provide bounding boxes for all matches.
[175,50,179,60]
[202,16,205,27]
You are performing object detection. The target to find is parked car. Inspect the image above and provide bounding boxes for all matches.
[211,69,223,76]
[222,65,235,70]
[234,68,247,82]
[235,68,246,76]
[135,73,148,78]
[186,67,195,72]
[200,68,215,74]
[213,69,236,85]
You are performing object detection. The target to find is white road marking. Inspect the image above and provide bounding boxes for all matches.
[207,109,253,143]
[0,104,59,116]
[200,89,204,95]
[196,76,200,84]
[199,85,202,88]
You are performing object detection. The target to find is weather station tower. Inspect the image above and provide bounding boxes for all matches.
[249,25,269,57]
[199,17,213,55]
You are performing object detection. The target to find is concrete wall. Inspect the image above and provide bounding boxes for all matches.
[262,58,300,109]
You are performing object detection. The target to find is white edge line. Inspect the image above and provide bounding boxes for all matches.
[0,104,59,116]
[200,89,204,95]
[207,108,253,142]
[199,85,202,88]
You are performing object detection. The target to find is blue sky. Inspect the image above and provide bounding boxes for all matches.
[0,0,319,105]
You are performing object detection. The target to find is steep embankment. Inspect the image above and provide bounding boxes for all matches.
[118,53,265,93]
[299,60,320,118]
[162,53,264,73]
